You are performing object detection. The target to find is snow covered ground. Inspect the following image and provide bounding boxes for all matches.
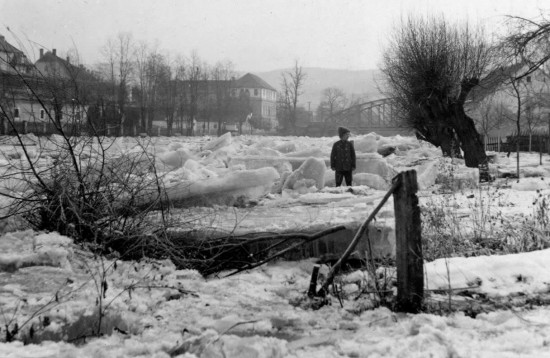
[1,132,550,357]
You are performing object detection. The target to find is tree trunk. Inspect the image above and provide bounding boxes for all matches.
[449,110,487,168]
[414,122,456,158]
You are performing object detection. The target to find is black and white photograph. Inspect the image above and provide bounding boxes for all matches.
[1,0,550,356]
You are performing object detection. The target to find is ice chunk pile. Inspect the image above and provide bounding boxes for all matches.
[0,231,73,272]
[71,131,494,208]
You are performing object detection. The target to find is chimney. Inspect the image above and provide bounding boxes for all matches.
[66,56,70,63]
[0,35,4,42]
[40,49,44,58]
[52,49,56,56]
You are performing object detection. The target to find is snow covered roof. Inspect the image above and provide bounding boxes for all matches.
[234,73,276,91]
[0,34,23,54]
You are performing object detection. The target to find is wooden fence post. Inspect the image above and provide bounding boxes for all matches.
[307,264,320,298]
[393,170,423,313]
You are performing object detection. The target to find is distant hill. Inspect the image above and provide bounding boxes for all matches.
[253,68,385,111]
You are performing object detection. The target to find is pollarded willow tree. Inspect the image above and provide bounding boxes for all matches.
[381,16,495,177]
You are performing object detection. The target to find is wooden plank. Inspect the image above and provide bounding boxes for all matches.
[393,170,423,313]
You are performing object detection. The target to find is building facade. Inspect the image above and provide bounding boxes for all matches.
[232,73,277,131]
[1,37,89,131]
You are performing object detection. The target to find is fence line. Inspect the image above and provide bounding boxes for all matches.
[482,133,550,154]
[2,120,200,138]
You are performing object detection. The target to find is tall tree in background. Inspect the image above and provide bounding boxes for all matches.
[185,52,204,136]
[497,14,550,176]
[211,60,235,136]
[280,60,306,134]
[172,56,187,135]
[134,41,165,132]
[381,16,493,174]
[156,59,177,136]
[144,52,169,132]
[318,87,348,133]
[101,32,134,136]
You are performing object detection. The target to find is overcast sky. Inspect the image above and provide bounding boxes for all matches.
[0,0,549,72]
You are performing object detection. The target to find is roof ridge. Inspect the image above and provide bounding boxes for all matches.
[236,73,277,91]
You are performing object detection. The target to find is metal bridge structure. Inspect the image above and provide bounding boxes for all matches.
[300,98,413,137]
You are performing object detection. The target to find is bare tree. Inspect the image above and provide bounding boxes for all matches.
[134,40,165,133]
[316,87,348,135]
[319,87,348,120]
[381,16,494,177]
[101,32,134,136]
[502,14,550,81]
[172,56,187,135]
[470,94,511,137]
[211,60,235,136]
[280,60,306,134]
[185,51,205,136]
[508,74,524,178]
[522,80,549,151]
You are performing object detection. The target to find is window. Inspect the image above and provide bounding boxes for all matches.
[214,124,217,129]
[254,89,259,96]
[40,109,45,119]
[526,76,531,83]
[14,108,19,118]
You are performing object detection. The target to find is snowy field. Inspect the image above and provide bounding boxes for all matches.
[1,132,550,357]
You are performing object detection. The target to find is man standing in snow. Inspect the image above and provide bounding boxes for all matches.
[330,126,356,187]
